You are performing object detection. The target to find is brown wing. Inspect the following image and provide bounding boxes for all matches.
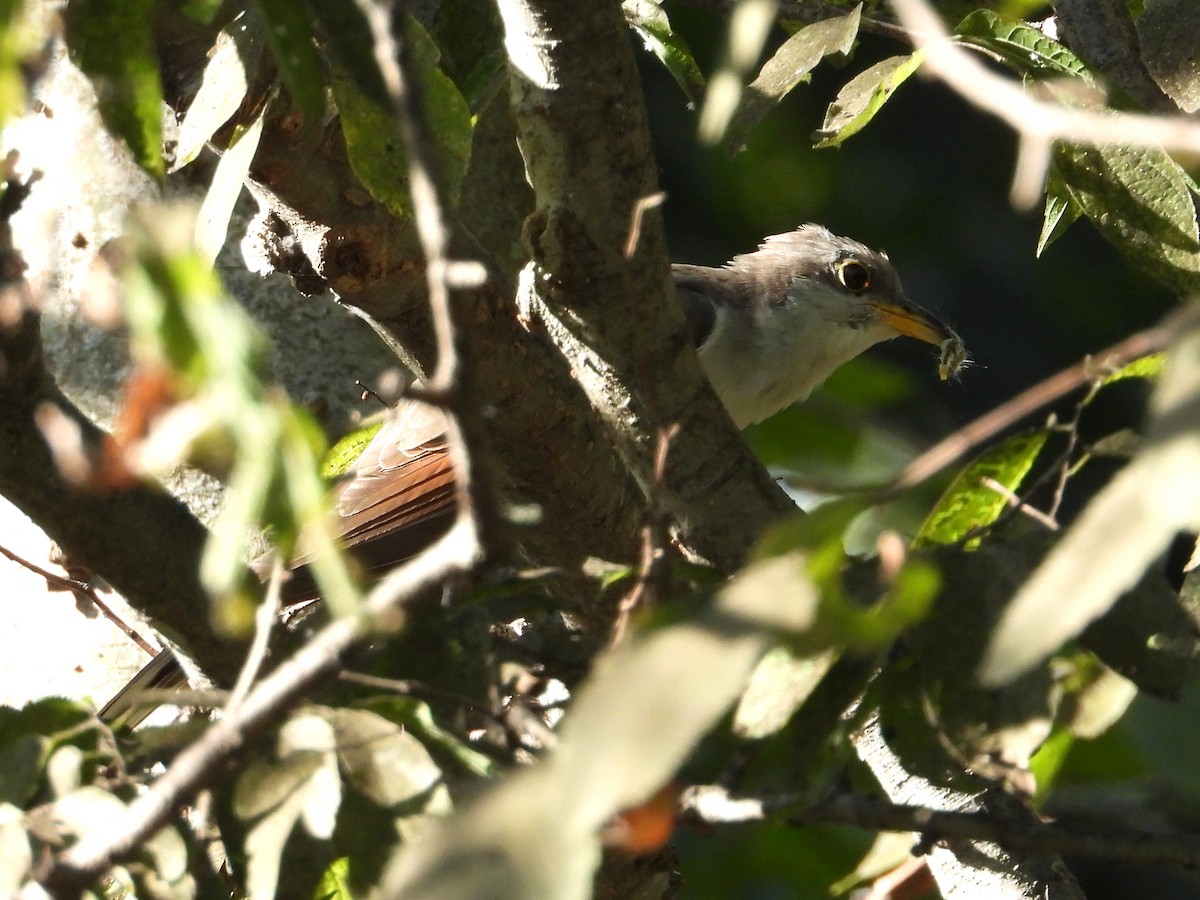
[334,399,454,546]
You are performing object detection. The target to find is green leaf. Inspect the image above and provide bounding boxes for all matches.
[624,0,706,106]
[915,430,1048,548]
[331,16,473,217]
[322,420,384,479]
[64,0,164,177]
[813,52,923,148]
[955,10,1089,79]
[1051,143,1200,294]
[1098,352,1165,386]
[251,0,326,116]
[1037,164,1082,256]
[725,5,861,153]
[314,857,354,900]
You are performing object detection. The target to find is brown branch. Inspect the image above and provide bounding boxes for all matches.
[498,0,794,571]
[887,316,1178,495]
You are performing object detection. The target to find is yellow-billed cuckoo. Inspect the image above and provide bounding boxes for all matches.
[100,225,961,723]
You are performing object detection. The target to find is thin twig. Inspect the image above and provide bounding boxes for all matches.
[624,191,666,259]
[352,0,499,549]
[224,555,285,716]
[0,543,160,657]
[682,785,1200,869]
[610,423,681,648]
[886,317,1178,495]
[978,476,1060,531]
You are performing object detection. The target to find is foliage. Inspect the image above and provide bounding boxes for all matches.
[4,0,1200,898]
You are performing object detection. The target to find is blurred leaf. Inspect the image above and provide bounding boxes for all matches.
[753,498,868,562]
[122,204,361,617]
[364,696,495,778]
[0,0,44,127]
[1038,164,1082,256]
[723,5,861,153]
[382,550,820,898]
[1051,142,1200,294]
[980,324,1200,686]
[332,17,473,216]
[0,699,95,806]
[301,0,386,105]
[915,430,1048,548]
[236,713,341,900]
[812,52,923,148]
[65,0,165,177]
[326,708,444,809]
[196,112,265,265]
[624,0,706,106]
[698,0,778,144]
[955,10,1089,79]
[828,832,915,897]
[0,803,30,897]
[251,0,325,115]
[173,18,263,169]
[733,644,838,739]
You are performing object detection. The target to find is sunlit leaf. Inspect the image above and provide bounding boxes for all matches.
[196,113,265,266]
[915,430,1048,548]
[315,857,354,900]
[624,0,706,106]
[322,420,384,479]
[812,52,923,148]
[251,0,325,115]
[1051,143,1200,294]
[1098,352,1165,386]
[64,0,164,177]
[724,5,860,153]
[1037,164,1082,257]
[955,10,1089,79]
[174,19,263,169]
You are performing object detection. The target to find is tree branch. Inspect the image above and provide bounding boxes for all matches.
[497,0,794,570]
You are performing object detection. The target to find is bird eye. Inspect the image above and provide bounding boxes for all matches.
[836,259,872,293]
